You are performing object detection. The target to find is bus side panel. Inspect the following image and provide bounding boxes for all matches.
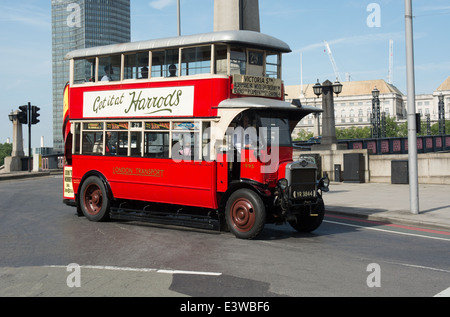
[72,156,218,209]
[216,153,228,193]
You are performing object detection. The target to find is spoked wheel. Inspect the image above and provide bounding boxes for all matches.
[80,176,110,222]
[226,189,265,239]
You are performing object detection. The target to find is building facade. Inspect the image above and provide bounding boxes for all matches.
[286,77,450,139]
[51,0,130,152]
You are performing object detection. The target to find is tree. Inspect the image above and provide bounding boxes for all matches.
[0,143,13,166]
[336,126,371,139]
[294,130,313,141]
[384,116,404,137]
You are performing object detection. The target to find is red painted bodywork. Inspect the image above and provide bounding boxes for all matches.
[65,77,292,209]
[72,155,219,209]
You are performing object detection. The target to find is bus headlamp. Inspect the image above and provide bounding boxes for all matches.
[318,175,330,192]
[278,178,288,190]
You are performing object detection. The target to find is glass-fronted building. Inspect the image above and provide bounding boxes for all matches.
[51,0,130,152]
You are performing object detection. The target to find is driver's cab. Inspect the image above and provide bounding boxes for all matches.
[211,98,322,192]
[226,109,293,185]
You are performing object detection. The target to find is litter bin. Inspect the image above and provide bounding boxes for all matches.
[391,160,409,184]
[334,164,342,182]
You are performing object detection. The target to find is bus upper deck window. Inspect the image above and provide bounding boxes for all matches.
[125,52,149,80]
[230,47,246,75]
[247,50,264,77]
[74,58,96,84]
[152,51,164,78]
[98,55,121,82]
[152,50,179,78]
[266,52,280,79]
[214,45,228,75]
[181,46,211,76]
[165,49,179,78]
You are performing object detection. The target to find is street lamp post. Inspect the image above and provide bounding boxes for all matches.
[405,0,419,214]
[438,93,446,135]
[371,87,381,139]
[313,79,343,148]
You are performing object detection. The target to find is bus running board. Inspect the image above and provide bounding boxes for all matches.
[110,207,221,231]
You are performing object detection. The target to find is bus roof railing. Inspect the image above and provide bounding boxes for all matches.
[65,30,291,60]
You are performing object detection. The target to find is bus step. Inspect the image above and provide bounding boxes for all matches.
[110,208,221,231]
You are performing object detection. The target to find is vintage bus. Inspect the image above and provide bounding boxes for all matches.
[62,30,329,239]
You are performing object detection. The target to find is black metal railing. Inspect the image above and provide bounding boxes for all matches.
[339,135,450,155]
[294,135,450,155]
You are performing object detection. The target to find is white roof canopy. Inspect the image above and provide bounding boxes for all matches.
[65,30,291,60]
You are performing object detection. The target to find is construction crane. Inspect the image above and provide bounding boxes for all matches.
[323,41,341,82]
[388,39,394,84]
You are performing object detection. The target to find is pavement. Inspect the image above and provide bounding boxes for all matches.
[324,181,450,232]
[1,170,450,232]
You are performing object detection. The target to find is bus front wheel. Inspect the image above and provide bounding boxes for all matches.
[289,198,325,233]
[79,176,110,222]
[225,189,265,239]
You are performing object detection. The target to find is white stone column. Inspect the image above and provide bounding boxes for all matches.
[214,0,260,32]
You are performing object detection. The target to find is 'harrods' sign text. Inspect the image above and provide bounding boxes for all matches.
[83,86,195,118]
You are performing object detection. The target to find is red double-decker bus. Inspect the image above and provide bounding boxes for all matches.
[62,30,329,239]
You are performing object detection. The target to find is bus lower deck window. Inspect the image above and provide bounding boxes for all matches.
[83,132,103,155]
[145,132,169,158]
[130,132,142,157]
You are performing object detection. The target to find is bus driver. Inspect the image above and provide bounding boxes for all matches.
[233,115,258,152]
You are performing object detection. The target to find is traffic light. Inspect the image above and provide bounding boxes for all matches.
[31,106,40,125]
[18,105,28,124]
[415,113,421,134]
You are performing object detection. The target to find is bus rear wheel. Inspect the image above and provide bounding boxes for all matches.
[226,189,265,239]
[80,176,110,222]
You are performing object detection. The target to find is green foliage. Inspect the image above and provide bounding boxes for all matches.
[293,130,314,141]
[0,143,12,166]
[336,126,371,139]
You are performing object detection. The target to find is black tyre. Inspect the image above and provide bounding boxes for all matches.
[225,189,266,239]
[289,198,325,233]
[79,176,110,222]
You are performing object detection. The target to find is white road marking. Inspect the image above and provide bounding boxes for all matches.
[156,269,222,276]
[434,286,450,297]
[47,265,222,276]
[324,220,450,242]
[385,261,450,273]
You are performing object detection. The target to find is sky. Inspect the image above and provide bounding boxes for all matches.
[0,0,449,149]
